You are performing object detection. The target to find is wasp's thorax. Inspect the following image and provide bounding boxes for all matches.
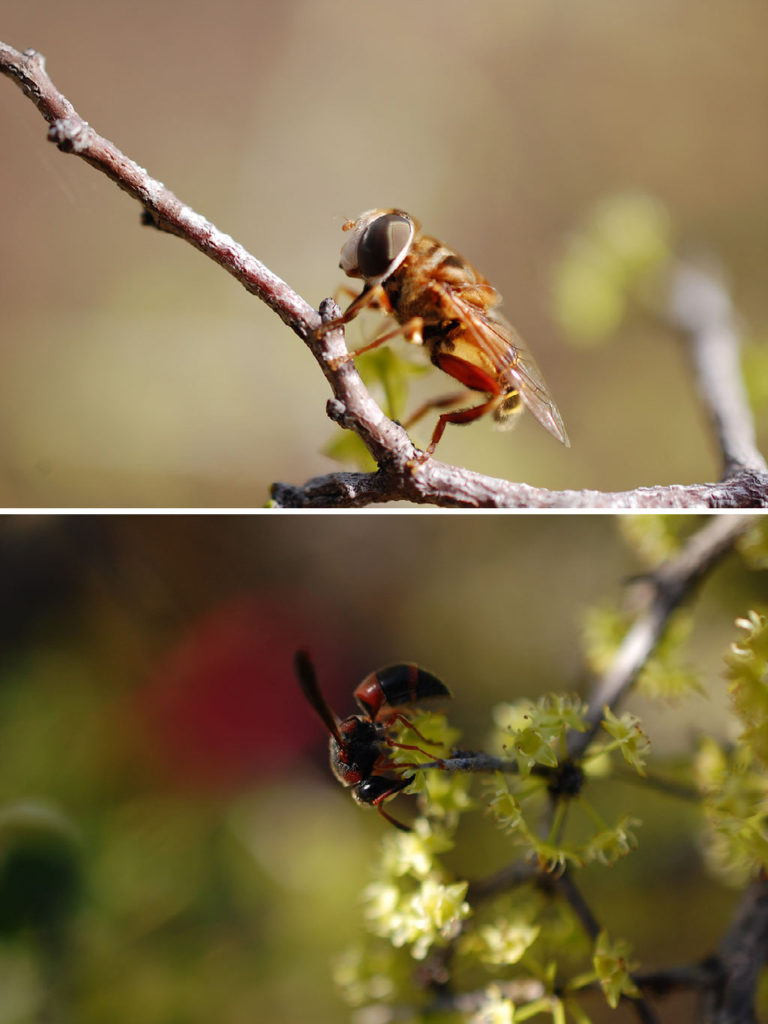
[329,715,381,788]
[339,209,416,287]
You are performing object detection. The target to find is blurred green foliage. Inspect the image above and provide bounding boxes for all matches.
[551,194,672,347]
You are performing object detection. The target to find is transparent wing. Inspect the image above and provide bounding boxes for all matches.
[441,288,570,447]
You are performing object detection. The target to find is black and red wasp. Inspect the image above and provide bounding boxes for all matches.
[294,650,451,831]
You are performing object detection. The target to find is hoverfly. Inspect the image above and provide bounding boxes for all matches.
[318,208,570,458]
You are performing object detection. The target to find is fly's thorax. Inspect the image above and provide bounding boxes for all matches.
[383,249,457,326]
[384,236,499,327]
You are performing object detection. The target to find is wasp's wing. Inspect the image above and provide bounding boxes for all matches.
[440,287,570,447]
[294,650,343,744]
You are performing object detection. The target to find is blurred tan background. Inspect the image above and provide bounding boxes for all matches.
[2,0,767,506]
[0,514,764,1021]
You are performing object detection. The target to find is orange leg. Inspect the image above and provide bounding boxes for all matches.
[318,286,424,370]
[403,390,476,429]
[332,284,360,306]
[316,284,391,339]
[417,394,504,461]
[321,291,426,369]
[346,315,425,360]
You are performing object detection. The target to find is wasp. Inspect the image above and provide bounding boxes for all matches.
[294,650,450,831]
[317,208,570,458]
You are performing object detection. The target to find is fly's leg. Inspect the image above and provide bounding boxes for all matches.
[326,310,425,371]
[318,285,423,369]
[403,390,476,429]
[414,394,505,463]
[348,315,424,359]
[316,284,391,339]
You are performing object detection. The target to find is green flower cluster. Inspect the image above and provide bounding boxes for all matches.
[485,696,644,871]
[695,612,768,884]
[360,710,473,964]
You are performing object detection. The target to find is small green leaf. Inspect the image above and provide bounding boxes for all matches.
[323,430,377,470]
[356,346,428,422]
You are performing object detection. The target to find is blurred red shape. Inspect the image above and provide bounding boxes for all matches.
[138,595,345,790]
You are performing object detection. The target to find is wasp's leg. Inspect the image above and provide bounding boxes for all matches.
[382,711,445,749]
[384,737,446,763]
[376,803,412,832]
[370,775,414,832]
[356,775,413,832]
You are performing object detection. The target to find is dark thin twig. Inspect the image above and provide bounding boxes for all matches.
[466,860,540,903]
[633,963,715,996]
[2,41,767,508]
[376,961,722,1023]
[703,873,768,1024]
[614,767,701,802]
[557,871,660,1024]
[556,869,601,941]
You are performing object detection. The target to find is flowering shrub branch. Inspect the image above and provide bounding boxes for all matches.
[333,515,768,1023]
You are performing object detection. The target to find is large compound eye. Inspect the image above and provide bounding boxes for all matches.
[356,214,412,280]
